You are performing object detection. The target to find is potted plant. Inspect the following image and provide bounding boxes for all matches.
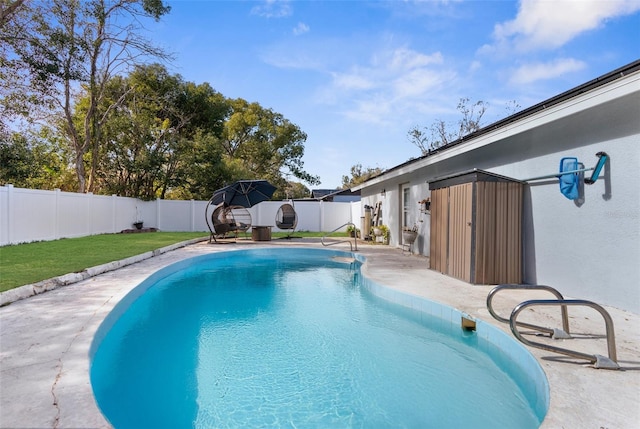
[402,224,418,245]
[346,224,360,238]
[371,224,389,244]
[133,204,144,229]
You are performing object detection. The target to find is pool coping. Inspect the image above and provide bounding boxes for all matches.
[1,239,638,428]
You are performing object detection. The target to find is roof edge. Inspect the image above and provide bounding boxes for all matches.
[353,59,640,191]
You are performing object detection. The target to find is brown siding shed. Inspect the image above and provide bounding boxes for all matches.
[429,169,524,284]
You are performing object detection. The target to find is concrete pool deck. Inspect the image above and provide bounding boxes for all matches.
[1,238,639,428]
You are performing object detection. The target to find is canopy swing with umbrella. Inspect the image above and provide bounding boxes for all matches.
[205,180,277,242]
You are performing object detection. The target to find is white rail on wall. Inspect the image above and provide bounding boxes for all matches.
[0,185,361,246]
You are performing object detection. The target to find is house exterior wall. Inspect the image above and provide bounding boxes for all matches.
[358,69,640,313]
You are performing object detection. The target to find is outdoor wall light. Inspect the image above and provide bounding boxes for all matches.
[420,198,430,212]
[380,189,386,197]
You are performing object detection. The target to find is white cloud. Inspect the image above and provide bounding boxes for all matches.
[387,48,443,71]
[509,58,587,85]
[333,47,446,97]
[262,52,317,69]
[261,38,454,125]
[260,37,351,71]
[491,0,640,52]
[392,68,449,99]
[324,47,453,124]
[343,96,393,124]
[331,69,375,91]
[469,61,482,73]
[250,0,292,18]
[293,22,310,36]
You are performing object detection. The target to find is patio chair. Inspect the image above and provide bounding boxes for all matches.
[209,205,252,242]
[227,206,251,238]
[275,203,297,238]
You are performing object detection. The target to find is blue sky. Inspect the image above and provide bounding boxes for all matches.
[148,0,640,188]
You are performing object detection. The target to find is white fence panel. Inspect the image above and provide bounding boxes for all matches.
[323,201,355,232]
[249,201,279,230]
[90,194,117,234]
[156,199,192,232]
[115,197,138,232]
[8,187,58,244]
[0,185,364,245]
[192,201,210,232]
[290,201,321,232]
[247,201,359,232]
[58,190,91,238]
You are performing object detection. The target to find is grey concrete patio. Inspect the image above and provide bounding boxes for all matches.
[1,238,639,428]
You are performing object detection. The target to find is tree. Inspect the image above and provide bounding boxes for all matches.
[0,129,75,189]
[80,64,228,200]
[408,98,488,155]
[4,49,319,200]
[0,0,26,27]
[0,133,34,186]
[0,0,171,193]
[68,65,318,200]
[341,164,385,189]
[175,130,231,200]
[221,98,320,188]
[273,181,310,200]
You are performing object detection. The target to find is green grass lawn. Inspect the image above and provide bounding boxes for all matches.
[0,232,207,292]
[0,231,347,292]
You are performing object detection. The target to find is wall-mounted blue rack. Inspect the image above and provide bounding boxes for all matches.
[523,152,608,184]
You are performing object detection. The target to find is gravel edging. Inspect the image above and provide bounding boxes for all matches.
[0,237,208,306]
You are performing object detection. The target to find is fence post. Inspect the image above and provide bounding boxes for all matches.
[87,192,93,236]
[155,198,161,230]
[54,188,60,240]
[5,184,14,245]
[111,195,117,233]
[190,199,195,232]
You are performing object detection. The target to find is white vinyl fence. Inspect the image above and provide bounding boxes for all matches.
[0,185,361,246]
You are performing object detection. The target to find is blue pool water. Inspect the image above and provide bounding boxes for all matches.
[90,248,547,428]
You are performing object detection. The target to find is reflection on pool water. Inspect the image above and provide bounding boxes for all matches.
[90,248,548,428]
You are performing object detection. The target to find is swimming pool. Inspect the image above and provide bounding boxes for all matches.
[90,248,548,428]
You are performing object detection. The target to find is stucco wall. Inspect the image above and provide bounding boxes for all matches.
[462,89,638,313]
[358,72,640,313]
[496,137,638,313]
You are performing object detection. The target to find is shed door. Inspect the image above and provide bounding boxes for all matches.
[474,181,523,284]
[447,183,473,282]
[429,188,448,273]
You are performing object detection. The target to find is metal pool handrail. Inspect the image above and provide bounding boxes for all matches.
[487,284,570,337]
[510,299,619,370]
[321,222,358,251]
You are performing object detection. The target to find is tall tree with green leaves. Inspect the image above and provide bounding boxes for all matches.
[176,130,231,200]
[81,64,227,200]
[275,181,311,200]
[0,0,171,193]
[341,164,385,189]
[0,133,34,187]
[221,98,320,192]
[0,128,75,189]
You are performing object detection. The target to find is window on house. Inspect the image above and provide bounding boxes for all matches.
[402,186,411,228]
